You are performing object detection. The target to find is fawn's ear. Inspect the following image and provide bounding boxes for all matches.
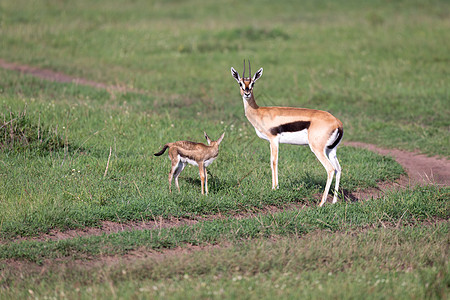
[217,132,225,145]
[231,67,240,83]
[204,131,212,145]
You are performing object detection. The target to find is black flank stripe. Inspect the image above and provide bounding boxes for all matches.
[269,121,310,136]
[327,128,344,149]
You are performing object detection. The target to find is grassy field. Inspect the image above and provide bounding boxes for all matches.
[0,0,449,299]
[1,221,448,299]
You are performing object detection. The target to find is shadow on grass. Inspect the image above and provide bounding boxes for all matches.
[182,172,238,194]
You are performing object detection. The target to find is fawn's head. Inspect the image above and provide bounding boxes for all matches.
[204,132,225,147]
[231,60,263,100]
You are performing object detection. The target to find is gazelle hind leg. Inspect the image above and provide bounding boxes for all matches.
[173,162,185,192]
[168,160,179,193]
[320,167,335,207]
[310,145,335,207]
[328,148,342,203]
[168,149,180,193]
[270,140,279,189]
[327,148,341,203]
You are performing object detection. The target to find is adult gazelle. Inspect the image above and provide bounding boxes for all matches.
[231,61,343,206]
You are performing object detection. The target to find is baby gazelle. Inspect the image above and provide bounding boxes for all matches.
[154,132,225,194]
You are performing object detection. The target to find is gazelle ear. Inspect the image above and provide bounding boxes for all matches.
[204,131,212,145]
[252,68,263,82]
[217,132,225,145]
[231,67,240,83]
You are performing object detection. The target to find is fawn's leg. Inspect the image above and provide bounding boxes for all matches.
[199,162,205,195]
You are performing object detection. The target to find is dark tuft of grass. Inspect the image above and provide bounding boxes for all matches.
[0,108,76,155]
[217,26,290,41]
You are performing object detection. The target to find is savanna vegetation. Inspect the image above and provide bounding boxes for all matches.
[0,0,448,299]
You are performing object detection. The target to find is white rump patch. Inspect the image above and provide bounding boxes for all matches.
[326,129,340,148]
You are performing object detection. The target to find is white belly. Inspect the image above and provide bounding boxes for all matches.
[279,130,309,145]
[179,156,198,166]
[204,157,216,167]
[179,155,216,167]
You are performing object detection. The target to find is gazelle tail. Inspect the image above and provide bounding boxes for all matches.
[154,145,169,156]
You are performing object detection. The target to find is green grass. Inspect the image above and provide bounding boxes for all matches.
[0,0,449,299]
[1,186,448,298]
[1,0,449,155]
[0,89,404,239]
[1,220,448,299]
[0,185,447,262]
[0,69,405,239]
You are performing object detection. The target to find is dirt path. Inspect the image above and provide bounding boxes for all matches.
[1,59,449,244]
[345,142,450,186]
[0,58,143,94]
[7,203,306,244]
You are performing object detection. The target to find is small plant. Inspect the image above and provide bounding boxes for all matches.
[0,109,66,154]
[218,26,290,41]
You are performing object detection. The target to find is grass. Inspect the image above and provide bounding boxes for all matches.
[0,108,69,154]
[1,0,449,155]
[0,0,448,299]
[0,75,404,239]
[1,221,448,299]
[0,185,447,262]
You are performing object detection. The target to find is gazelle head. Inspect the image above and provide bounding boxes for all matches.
[204,131,225,146]
[231,60,263,100]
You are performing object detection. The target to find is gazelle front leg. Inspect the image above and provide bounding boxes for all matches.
[204,165,208,195]
[269,139,279,189]
[199,162,206,195]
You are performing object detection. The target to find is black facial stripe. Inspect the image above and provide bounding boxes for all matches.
[269,121,311,136]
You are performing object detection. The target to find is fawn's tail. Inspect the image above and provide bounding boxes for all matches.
[154,144,169,156]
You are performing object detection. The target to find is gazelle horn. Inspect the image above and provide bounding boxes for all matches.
[243,59,246,78]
